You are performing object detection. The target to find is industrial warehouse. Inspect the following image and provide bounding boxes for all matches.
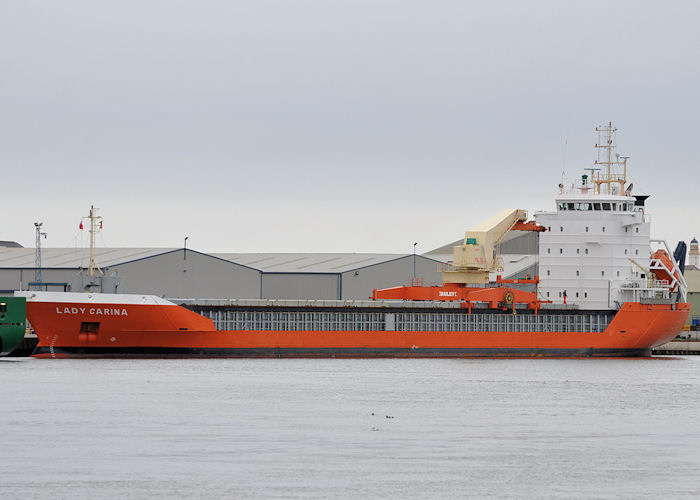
[0,229,538,301]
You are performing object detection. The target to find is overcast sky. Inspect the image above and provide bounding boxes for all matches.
[2,1,699,254]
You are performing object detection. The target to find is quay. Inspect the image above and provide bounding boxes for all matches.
[653,332,700,355]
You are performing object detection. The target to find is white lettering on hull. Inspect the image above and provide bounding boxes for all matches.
[55,306,128,316]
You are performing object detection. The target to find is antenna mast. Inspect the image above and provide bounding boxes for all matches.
[593,122,628,195]
[34,222,47,287]
[85,205,103,277]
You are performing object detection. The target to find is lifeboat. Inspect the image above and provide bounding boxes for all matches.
[649,249,681,291]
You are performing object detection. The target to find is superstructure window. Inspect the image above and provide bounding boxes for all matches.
[584,292,588,298]
[636,227,639,233]
[585,249,589,254]
[601,271,605,276]
[593,203,601,210]
[547,270,550,276]
[585,226,589,232]
[625,249,628,255]
[577,248,580,254]
[612,203,617,210]
[602,226,606,232]
[602,203,611,210]
[547,248,551,254]
[635,249,639,255]
[576,270,580,276]
[559,203,566,211]
[567,203,574,210]
[560,248,563,254]
[617,271,620,277]
[560,226,563,232]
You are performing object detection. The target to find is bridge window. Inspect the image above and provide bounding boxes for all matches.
[567,203,574,210]
[593,203,601,210]
[612,203,617,210]
[602,203,611,210]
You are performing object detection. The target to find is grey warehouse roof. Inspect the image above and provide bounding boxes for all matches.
[212,253,434,273]
[0,248,438,274]
[0,247,178,269]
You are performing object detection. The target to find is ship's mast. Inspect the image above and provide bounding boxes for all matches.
[86,205,103,277]
[593,122,628,195]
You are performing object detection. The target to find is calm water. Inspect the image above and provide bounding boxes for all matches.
[2,357,700,499]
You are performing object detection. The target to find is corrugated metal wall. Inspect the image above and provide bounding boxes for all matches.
[111,250,261,299]
[341,255,442,300]
[262,273,340,300]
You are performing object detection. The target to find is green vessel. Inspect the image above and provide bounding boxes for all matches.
[0,296,26,356]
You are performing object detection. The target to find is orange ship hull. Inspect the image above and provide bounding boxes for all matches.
[22,294,690,358]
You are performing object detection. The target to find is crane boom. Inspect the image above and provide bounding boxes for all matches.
[442,209,543,284]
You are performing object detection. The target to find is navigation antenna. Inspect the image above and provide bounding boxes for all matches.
[34,222,47,287]
[593,122,628,195]
[83,205,104,277]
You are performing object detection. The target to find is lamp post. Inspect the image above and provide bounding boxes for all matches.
[184,236,189,260]
[413,242,418,279]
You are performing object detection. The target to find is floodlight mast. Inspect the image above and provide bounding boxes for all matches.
[34,222,47,286]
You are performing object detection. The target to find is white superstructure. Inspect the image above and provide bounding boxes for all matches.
[534,123,685,309]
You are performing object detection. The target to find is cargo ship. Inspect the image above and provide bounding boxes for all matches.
[17,124,690,358]
[0,296,26,356]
